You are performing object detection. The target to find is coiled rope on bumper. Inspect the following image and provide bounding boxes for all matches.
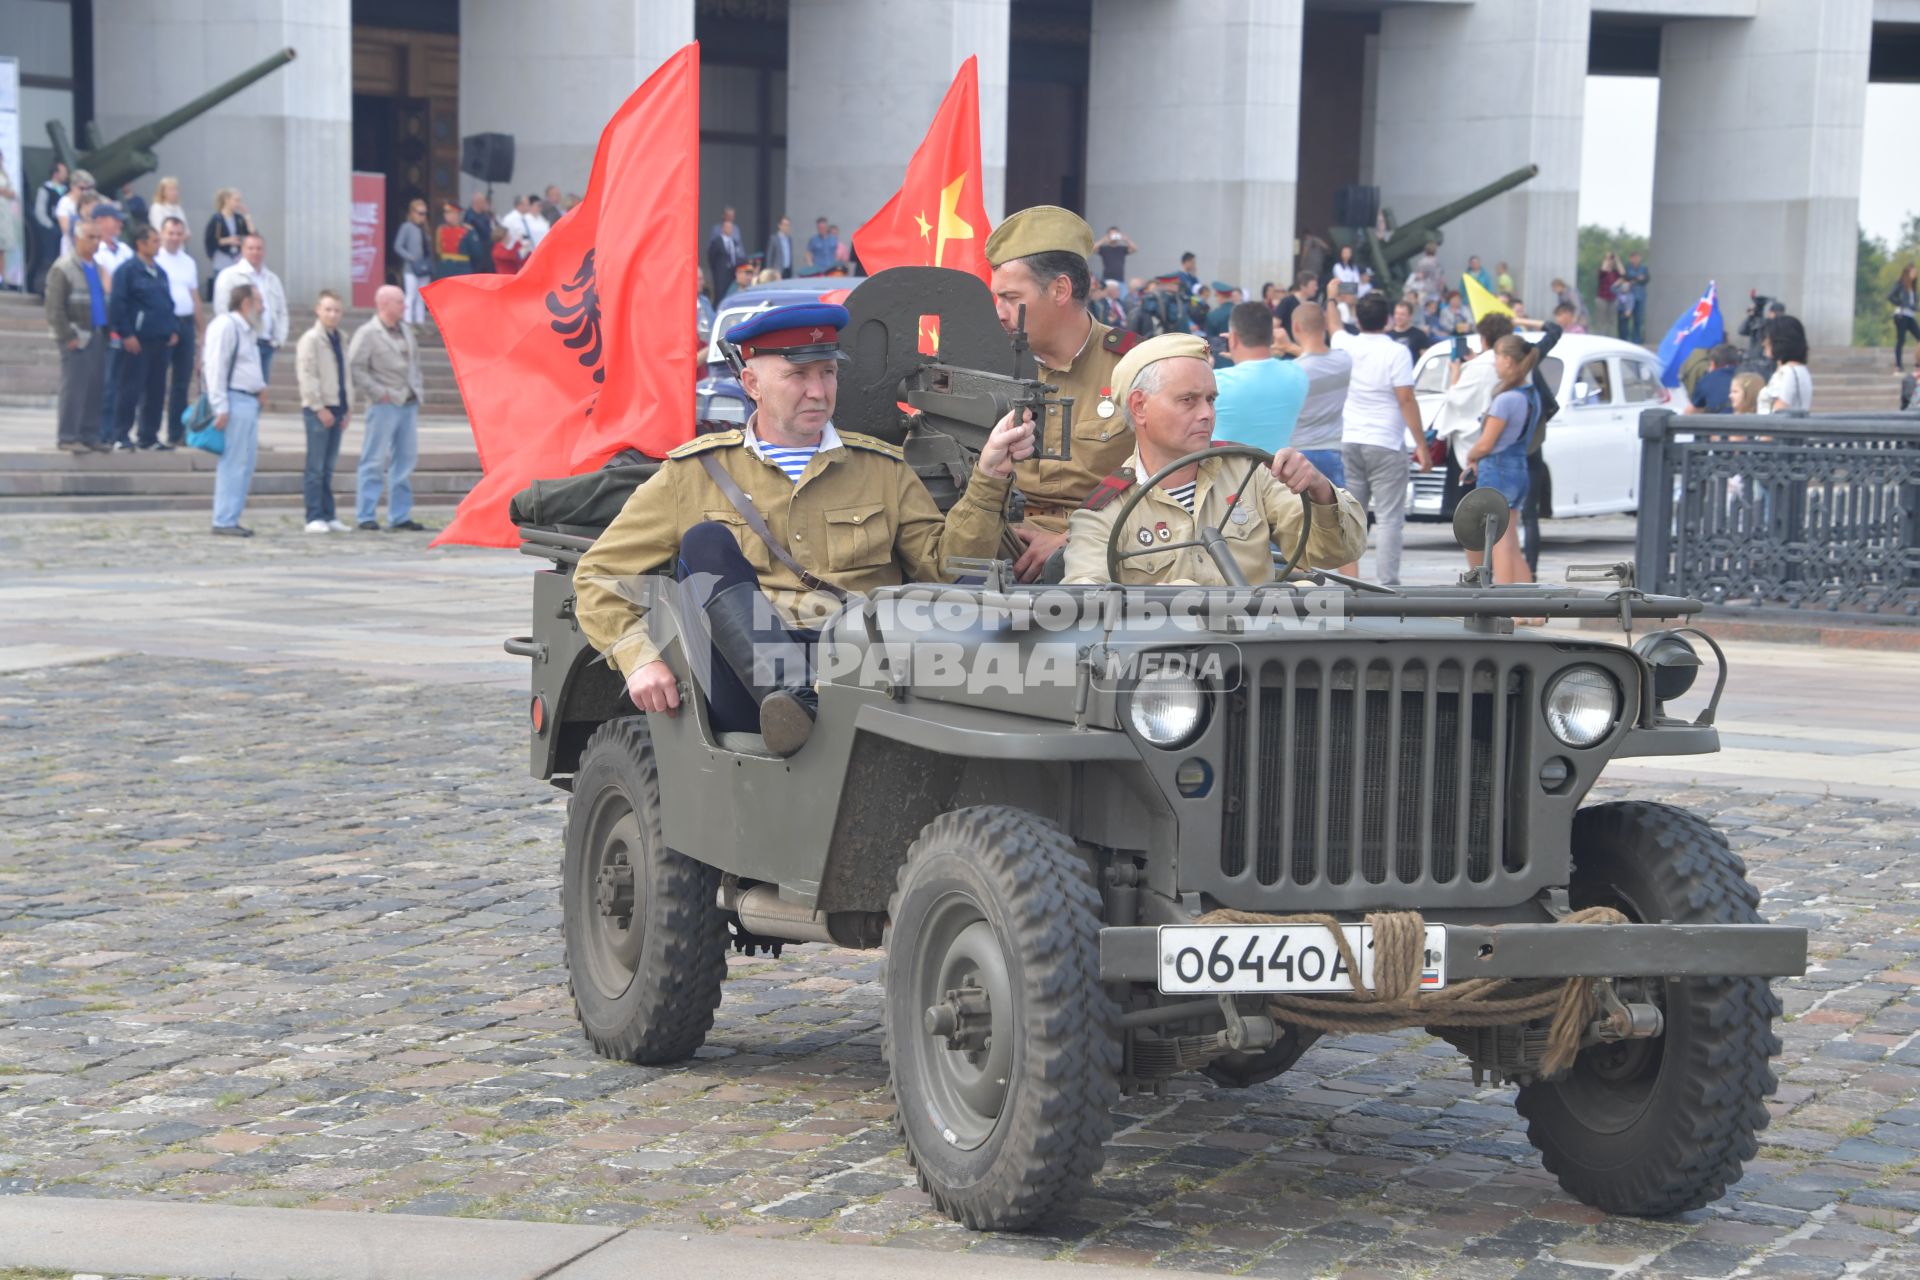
[1193,906,1630,1077]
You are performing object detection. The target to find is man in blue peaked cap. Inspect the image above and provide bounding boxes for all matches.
[571,302,1036,755]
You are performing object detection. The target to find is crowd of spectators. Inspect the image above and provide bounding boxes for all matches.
[36,170,431,539]
[1078,228,1827,586]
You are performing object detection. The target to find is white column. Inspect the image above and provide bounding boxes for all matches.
[785,0,1010,246]
[1648,0,1870,348]
[460,0,695,202]
[1370,0,1588,314]
[1083,0,1300,294]
[91,0,351,306]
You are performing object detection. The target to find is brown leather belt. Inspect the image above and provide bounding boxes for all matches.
[1021,500,1073,520]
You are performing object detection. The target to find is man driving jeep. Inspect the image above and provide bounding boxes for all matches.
[572,302,1035,756]
[1061,333,1366,586]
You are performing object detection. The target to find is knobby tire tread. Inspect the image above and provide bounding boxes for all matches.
[884,805,1120,1231]
[564,717,727,1065]
[1516,800,1783,1216]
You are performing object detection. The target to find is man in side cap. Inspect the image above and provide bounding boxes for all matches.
[984,204,1143,581]
[1062,333,1364,586]
[572,302,1034,756]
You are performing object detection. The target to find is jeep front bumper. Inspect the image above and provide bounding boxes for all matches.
[1098,922,1808,984]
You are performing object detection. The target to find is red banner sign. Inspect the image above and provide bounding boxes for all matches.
[350,172,386,308]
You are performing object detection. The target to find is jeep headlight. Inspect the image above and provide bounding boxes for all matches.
[1633,631,1701,703]
[1128,669,1208,748]
[1544,666,1620,748]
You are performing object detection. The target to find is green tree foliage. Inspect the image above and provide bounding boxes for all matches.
[1857,216,1919,348]
[1577,225,1648,323]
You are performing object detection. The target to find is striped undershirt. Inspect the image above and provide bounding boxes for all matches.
[761,445,818,484]
[1163,481,1197,513]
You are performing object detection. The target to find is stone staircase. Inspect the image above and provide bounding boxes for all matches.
[0,292,467,415]
[0,292,483,515]
[0,445,484,516]
[1809,346,1905,414]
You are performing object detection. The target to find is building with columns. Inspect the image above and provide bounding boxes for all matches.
[6,0,1915,345]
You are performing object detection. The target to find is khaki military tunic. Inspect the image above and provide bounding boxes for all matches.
[1013,312,1136,533]
[1063,449,1367,586]
[575,425,1012,677]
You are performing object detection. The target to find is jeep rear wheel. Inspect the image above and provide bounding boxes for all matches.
[885,806,1119,1231]
[1516,801,1783,1216]
[563,718,726,1064]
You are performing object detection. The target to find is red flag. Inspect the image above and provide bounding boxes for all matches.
[426,44,700,548]
[852,56,992,290]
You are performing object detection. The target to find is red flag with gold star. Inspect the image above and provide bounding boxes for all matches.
[852,56,992,352]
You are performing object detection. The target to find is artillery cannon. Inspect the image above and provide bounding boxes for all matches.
[1329,163,1538,297]
[47,48,298,197]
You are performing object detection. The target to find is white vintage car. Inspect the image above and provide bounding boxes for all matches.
[1407,332,1670,520]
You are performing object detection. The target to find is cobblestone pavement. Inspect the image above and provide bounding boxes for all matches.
[5,656,1920,1278]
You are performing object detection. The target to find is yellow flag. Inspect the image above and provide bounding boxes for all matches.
[1462,273,1512,322]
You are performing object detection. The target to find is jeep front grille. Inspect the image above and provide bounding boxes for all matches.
[1219,656,1524,893]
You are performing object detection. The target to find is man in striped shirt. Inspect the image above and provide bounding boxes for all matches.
[573,302,1035,756]
[1063,333,1366,586]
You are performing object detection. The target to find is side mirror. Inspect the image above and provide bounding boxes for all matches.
[1453,486,1510,553]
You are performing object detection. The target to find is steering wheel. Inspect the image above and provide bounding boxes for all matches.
[1104,444,1315,586]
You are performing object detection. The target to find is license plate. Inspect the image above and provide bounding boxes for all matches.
[1157,924,1447,995]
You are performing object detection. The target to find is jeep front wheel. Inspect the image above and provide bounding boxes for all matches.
[563,718,726,1064]
[1515,801,1784,1216]
[885,806,1119,1231]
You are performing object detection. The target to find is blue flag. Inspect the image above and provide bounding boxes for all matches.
[1655,281,1725,387]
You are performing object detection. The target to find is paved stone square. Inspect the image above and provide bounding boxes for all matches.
[2,509,1919,1277]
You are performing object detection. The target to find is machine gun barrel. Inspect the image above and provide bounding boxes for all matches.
[901,364,1074,464]
[51,47,298,193]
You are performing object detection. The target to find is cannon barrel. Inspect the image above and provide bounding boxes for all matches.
[50,47,297,193]
[1375,163,1539,265]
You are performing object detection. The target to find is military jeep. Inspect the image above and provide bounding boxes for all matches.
[506,268,1806,1231]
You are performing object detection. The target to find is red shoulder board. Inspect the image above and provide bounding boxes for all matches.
[1102,328,1141,355]
[1080,468,1137,511]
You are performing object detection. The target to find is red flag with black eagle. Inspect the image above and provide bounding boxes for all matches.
[426,44,700,548]
[852,56,992,353]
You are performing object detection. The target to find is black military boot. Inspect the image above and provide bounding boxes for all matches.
[702,582,818,757]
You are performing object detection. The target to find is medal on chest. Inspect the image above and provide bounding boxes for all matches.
[1155,521,1171,542]
[1095,387,1116,419]
[1231,505,1250,525]
[1136,527,1153,547]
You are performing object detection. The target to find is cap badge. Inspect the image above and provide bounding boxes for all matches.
[809,327,824,342]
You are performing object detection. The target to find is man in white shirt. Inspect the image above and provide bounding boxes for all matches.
[90,205,132,274]
[1332,291,1431,586]
[204,283,269,536]
[213,233,290,382]
[54,167,93,259]
[154,215,202,445]
[501,194,549,255]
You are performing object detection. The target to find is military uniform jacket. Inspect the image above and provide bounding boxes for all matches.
[1063,449,1367,586]
[574,424,1013,677]
[1013,312,1135,532]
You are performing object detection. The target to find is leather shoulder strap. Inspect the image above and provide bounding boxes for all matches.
[696,451,850,602]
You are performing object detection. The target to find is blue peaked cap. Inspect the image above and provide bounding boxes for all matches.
[724,302,852,363]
